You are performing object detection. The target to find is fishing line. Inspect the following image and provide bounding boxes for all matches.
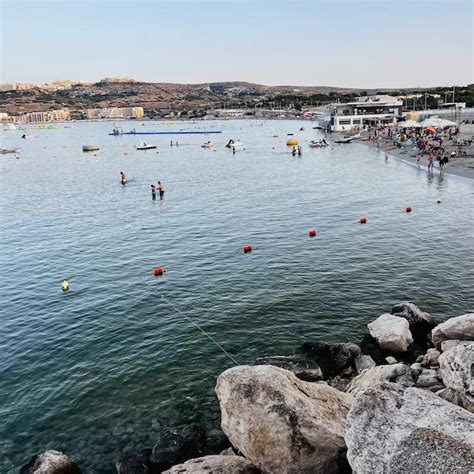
[161,295,240,366]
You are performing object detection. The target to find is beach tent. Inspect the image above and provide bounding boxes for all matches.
[399,120,421,128]
[421,117,457,128]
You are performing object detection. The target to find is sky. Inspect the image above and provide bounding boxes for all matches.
[1,0,473,88]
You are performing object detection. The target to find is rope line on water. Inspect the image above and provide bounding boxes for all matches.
[161,295,240,366]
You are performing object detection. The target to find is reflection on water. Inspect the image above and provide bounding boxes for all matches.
[0,120,473,472]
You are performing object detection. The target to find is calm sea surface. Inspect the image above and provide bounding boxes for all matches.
[1,120,473,472]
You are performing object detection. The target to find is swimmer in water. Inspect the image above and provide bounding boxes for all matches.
[120,171,126,185]
[157,181,165,199]
[151,184,156,200]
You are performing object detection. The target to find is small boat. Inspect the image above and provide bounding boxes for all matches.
[287,138,299,146]
[201,141,213,148]
[83,145,100,152]
[3,123,16,131]
[225,139,244,149]
[136,143,157,150]
[0,148,18,154]
[334,137,354,144]
[21,134,37,139]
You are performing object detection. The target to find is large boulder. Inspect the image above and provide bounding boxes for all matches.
[347,364,414,397]
[368,314,413,353]
[254,355,323,382]
[295,341,361,378]
[345,382,474,474]
[432,313,474,350]
[438,342,474,412]
[391,302,436,345]
[163,455,260,473]
[116,449,152,474]
[20,451,81,474]
[150,424,206,472]
[216,365,353,474]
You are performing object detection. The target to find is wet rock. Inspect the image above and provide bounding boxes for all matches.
[368,313,413,353]
[205,428,231,454]
[438,342,474,412]
[354,355,375,374]
[150,424,206,472]
[432,313,474,350]
[347,364,414,397]
[116,449,152,474]
[163,455,260,473]
[295,341,361,378]
[358,334,386,365]
[255,355,323,382]
[216,365,352,474]
[345,382,474,474]
[391,302,436,345]
[20,450,81,474]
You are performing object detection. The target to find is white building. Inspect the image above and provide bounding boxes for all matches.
[86,107,144,119]
[321,95,403,132]
[16,109,71,123]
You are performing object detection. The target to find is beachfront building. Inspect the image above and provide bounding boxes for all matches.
[16,109,71,123]
[211,109,249,118]
[321,95,403,132]
[86,107,144,119]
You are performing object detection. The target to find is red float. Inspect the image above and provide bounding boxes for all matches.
[406,207,412,213]
[359,217,367,224]
[153,267,166,276]
[243,245,253,253]
[308,229,317,237]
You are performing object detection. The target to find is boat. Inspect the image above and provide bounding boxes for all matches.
[3,123,16,131]
[21,134,37,139]
[225,139,244,149]
[201,141,213,148]
[334,137,354,144]
[287,138,299,146]
[1,148,18,154]
[82,145,100,152]
[136,143,157,150]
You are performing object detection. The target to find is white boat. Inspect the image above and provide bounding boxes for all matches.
[3,123,17,131]
[1,148,18,154]
[83,145,100,152]
[136,143,157,150]
[201,141,213,148]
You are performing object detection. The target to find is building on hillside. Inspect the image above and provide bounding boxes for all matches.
[319,95,403,132]
[211,109,249,118]
[16,109,71,123]
[86,107,144,119]
[99,77,136,83]
[0,83,35,91]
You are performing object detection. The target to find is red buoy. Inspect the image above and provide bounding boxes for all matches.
[359,217,367,224]
[153,267,166,276]
[243,245,253,253]
[405,207,412,213]
[308,229,317,237]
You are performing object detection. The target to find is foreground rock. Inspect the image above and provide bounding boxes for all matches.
[150,424,206,472]
[432,313,474,350]
[295,341,361,378]
[391,302,436,345]
[163,455,260,473]
[438,341,474,412]
[20,450,81,474]
[116,449,151,474]
[346,364,414,397]
[254,355,323,382]
[368,313,413,352]
[216,365,352,473]
[346,382,474,474]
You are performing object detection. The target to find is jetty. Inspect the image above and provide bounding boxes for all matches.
[109,129,222,136]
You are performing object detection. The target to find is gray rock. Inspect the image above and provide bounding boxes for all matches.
[219,448,237,456]
[420,348,441,366]
[441,339,467,352]
[391,302,436,345]
[354,355,375,374]
[216,365,352,474]
[347,364,414,397]
[415,369,441,388]
[20,450,81,474]
[437,387,474,412]
[368,313,413,352]
[163,455,260,473]
[438,342,474,412]
[116,449,151,474]
[255,355,323,382]
[432,313,474,350]
[295,341,361,378]
[385,356,398,364]
[409,363,423,377]
[345,382,474,474]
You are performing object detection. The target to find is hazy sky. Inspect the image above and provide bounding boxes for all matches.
[1,0,473,88]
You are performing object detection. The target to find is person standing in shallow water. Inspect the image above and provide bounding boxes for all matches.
[157,181,165,199]
[151,184,156,200]
[120,171,126,185]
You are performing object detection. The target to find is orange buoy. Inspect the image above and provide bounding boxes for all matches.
[308,229,317,237]
[243,245,253,254]
[359,217,367,224]
[153,267,166,276]
[405,207,412,213]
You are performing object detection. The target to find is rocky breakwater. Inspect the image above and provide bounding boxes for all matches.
[22,304,473,473]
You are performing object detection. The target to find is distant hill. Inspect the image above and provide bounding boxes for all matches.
[1,81,472,116]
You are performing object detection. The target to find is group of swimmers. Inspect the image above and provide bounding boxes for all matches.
[119,172,165,200]
[292,145,303,157]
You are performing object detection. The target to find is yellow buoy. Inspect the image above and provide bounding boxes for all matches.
[286,138,299,146]
[62,280,70,292]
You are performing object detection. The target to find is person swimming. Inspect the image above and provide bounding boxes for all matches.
[120,171,126,185]
[157,181,165,199]
[151,184,156,200]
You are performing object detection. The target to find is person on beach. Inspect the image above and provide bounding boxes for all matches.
[120,171,126,185]
[151,184,156,200]
[416,154,421,167]
[427,154,434,171]
[157,181,165,199]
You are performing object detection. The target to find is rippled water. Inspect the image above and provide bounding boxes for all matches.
[1,120,473,472]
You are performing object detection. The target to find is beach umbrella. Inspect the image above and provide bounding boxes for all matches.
[399,120,421,128]
[425,127,436,135]
[439,119,457,128]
